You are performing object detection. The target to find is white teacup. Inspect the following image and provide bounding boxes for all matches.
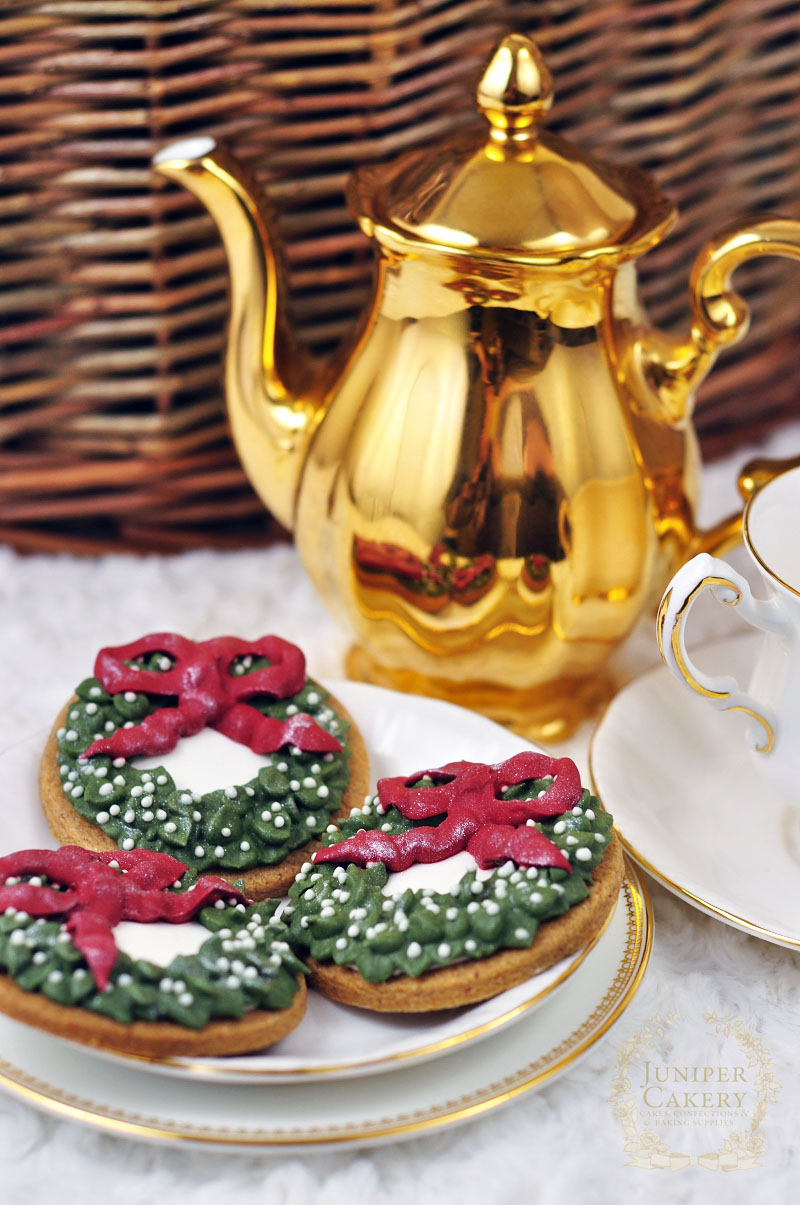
[657,464,800,806]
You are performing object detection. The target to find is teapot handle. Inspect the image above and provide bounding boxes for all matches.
[690,216,800,350]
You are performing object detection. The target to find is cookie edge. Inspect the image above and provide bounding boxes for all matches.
[0,972,307,1057]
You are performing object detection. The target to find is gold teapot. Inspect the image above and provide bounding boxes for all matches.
[155,34,800,740]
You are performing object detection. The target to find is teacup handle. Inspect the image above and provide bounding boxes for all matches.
[657,552,790,754]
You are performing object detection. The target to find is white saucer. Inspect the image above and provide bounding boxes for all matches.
[2,680,636,1084]
[590,633,800,949]
[0,865,650,1150]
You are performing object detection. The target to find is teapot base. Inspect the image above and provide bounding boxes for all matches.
[345,645,615,744]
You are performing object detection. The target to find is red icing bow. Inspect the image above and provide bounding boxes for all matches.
[82,633,342,762]
[314,751,582,874]
[0,846,247,991]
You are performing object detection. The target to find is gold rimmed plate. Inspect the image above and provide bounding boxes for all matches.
[590,633,800,950]
[3,683,625,1084]
[0,864,650,1150]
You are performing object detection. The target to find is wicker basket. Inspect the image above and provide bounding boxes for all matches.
[1,0,799,552]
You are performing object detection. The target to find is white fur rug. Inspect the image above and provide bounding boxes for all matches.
[1,424,799,1205]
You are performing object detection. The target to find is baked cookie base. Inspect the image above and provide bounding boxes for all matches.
[307,837,624,1012]
[39,692,370,900]
[0,973,306,1058]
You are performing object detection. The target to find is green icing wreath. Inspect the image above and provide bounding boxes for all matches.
[285,777,614,983]
[0,895,305,1028]
[55,652,351,874]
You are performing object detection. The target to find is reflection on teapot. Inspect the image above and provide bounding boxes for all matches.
[155,34,800,740]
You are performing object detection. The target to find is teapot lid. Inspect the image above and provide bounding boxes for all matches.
[349,35,676,267]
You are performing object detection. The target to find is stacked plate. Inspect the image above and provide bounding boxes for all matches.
[0,683,651,1152]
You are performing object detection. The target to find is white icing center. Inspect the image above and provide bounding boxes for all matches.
[380,850,494,897]
[132,727,267,795]
[112,920,209,967]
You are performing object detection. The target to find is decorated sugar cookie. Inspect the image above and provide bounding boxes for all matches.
[0,846,307,1056]
[286,752,623,1011]
[40,633,369,898]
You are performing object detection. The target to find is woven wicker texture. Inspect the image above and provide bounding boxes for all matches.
[1,0,798,552]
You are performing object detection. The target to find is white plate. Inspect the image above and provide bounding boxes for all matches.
[3,682,617,1082]
[590,633,800,949]
[0,864,650,1150]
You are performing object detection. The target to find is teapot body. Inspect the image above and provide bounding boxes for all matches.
[295,254,700,736]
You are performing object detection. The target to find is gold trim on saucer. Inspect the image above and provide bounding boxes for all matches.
[0,867,651,1148]
[588,734,800,951]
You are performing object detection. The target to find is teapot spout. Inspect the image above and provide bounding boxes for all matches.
[154,137,321,531]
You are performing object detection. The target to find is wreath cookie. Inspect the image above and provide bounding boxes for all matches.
[0,846,308,1056]
[286,752,623,1012]
[40,633,369,899]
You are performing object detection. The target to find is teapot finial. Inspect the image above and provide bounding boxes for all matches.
[477,34,554,141]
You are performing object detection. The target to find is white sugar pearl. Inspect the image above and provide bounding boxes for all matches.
[575,848,592,861]
[123,691,137,702]
[96,811,110,824]
[122,838,135,850]
[407,942,422,958]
